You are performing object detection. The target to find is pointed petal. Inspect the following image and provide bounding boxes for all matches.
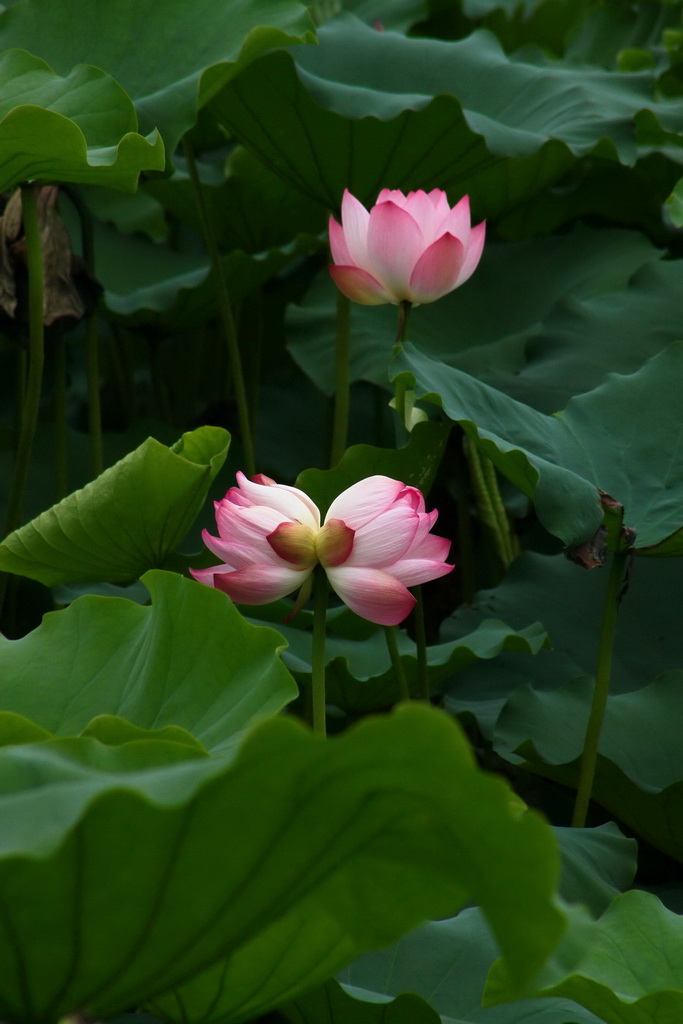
[340,189,371,268]
[387,557,454,587]
[441,194,471,247]
[409,233,465,304]
[200,529,283,568]
[376,188,407,208]
[329,264,395,305]
[189,565,226,586]
[329,214,354,266]
[232,473,320,528]
[367,200,424,300]
[214,503,288,547]
[455,220,486,287]
[326,566,415,626]
[402,190,441,244]
[346,506,419,568]
[326,475,406,530]
[213,564,311,604]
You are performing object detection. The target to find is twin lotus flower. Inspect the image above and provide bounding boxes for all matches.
[191,473,453,627]
[328,187,485,306]
[193,188,482,622]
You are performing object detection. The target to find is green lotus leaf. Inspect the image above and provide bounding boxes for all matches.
[0,48,163,192]
[394,341,683,553]
[0,706,563,1021]
[0,570,296,755]
[0,425,229,585]
[0,0,316,156]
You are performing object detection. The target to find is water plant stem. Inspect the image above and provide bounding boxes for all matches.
[311,568,329,738]
[384,625,410,702]
[393,300,412,440]
[466,436,518,570]
[182,138,255,477]
[330,291,351,466]
[3,183,45,538]
[413,586,429,701]
[571,549,628,828]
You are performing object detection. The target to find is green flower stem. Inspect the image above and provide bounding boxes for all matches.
[182,138,255,477]
[413,586,430,701]
[311,567,329,738]
[330,291,351,466]
[3,183,45,538]
[392,300,412,441]
[572,549,629,828]
[384,625,410,702]
[54,335,68,500]
[64,185,103,479]
[466,436,518,570]
[452,434,477,603]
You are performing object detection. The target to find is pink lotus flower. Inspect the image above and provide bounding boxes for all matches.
[191,473,453,627]
[329,188,485,306]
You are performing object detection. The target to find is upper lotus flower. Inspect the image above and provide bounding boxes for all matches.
[329,188,485,306]
[191,472,453,627]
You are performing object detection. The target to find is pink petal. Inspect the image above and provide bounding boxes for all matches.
[409,233,465,305]
[329,264,395,305]
[366,200,425,301]
[326,475,406,530]
[325,566,415,626]
[402,190,442,245]
[214,503,288,546]
[427,189,450,218]
[455,220,486,287]
[202,536,287,569]
[346,505,419,568]
[441,194,471,247]
[376,188,408,208]
[386,557,454,588]
[232,472,320,528]
[340,189,371,268]
[190,565,227,586]
[329,214,354,267]
[213,564,311,605]
[404,527,451,564]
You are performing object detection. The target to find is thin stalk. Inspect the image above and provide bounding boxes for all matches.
[310,568,329,738]
[3,183,45,537]
[452,434,477,603]
[384,625,410,702]
[412,586,429,701]
[572,549,629,828]
[182,138,255,476]
[64,185,103,478]
[466,436,518,570]
[53,334,68,500]
[330,291,351,466]
[392,301,413,443]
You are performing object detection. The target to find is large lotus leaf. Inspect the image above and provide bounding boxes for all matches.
[487,890,683,1024]
[296,420,450,515]
[281,979,440,1024]
[441,552,683,735]
[214,13,657,212]
[0,426,229,586]
[0,0,315,155]
[0,49,164,192]
[0,707,564,1022]
[495,670,683,861]
[338,824,633,1024]
[0,570,296,754]
[287,226,663,407]
[394,341,683,552]
[275,615,547,713]
[146,711,563,1024]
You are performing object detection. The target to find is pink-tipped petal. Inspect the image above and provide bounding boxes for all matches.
[326,566,416,626]
[455,220,486,287]
[366,200,425,300]
[386,557,454,588]
[404,529,451,564]
[340,189,371,268]
[441,194,471,246]
[409,233,465,304]
[376,188,408,208]
[326,475,406,529]
[329,264,395,305]
[189,565,225,586]
[346,505,419,568]
[232,473,320,528]
[329,214,354,266]
[213,564,311,605]
[401,190,441,243]
[214,502,288,547]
